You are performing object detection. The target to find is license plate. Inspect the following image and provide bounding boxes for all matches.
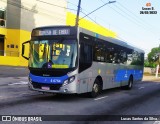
[41,86,50,90]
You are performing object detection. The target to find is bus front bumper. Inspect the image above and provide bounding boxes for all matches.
[28,81,77,94]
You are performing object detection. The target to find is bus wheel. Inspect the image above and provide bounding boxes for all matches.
[89,79,100,98]
[126,76,133,90]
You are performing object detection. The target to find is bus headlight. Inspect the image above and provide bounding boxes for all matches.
[63,76,75,86]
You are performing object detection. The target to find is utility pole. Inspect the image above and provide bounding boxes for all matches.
[79,1,116,21]
[75,0,81,27]
[156,44,160,78]
[155,52,160,78]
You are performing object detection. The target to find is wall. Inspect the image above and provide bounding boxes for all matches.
[6,0,21,29]
[19,30,31,66]
[0,29,30,66]
[0,0,7,12]
[0,56,19,66]
[20,0,67,31]
[5,29,20,56]
[144,67,155,74]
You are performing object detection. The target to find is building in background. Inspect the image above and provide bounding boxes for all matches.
[0,0,116,66]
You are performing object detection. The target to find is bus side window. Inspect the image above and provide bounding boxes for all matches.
[79,42,92,73]
[84,44,92,62]
[131,51,144,65]
[80,43,84,61]
[106,47,114,63]
[93,41,105,62]
[126,49,133,65]
[120,51,127,64]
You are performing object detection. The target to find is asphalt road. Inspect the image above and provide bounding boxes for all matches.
[0,66,160,124]
[0,66,28,77]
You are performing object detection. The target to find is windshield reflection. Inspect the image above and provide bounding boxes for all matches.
[29,40,77,69]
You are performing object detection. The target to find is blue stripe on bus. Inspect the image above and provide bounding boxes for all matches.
[115,69,143,82]
[29,73,68,84]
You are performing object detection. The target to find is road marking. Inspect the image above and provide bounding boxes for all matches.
[14,68,25,70]
[138,87,145,90]
[153,121,160,124]
[94,96,108,101]
[8,81,28,86]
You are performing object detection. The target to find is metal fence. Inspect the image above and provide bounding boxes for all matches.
[0,50,20,57]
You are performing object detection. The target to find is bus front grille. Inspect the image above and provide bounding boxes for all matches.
[32,82,62,90]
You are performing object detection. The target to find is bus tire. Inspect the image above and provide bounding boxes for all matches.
[126,76,133,90]
[89,79,100,98]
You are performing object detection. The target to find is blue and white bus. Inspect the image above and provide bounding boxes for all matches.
[22,26,144,97]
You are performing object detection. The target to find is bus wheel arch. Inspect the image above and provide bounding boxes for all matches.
[126,75,133,90]
[89,76,103,98]
[96,76,103,91]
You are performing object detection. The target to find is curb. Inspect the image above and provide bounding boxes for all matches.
[142,77,160,82]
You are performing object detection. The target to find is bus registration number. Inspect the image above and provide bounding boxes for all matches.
[41,86,50,90]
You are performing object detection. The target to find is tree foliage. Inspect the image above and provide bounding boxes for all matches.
[144,59,156,68]
[147,47,160,67]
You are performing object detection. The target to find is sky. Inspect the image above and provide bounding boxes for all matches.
[67,0,160,57]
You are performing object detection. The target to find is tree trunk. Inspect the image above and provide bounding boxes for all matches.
[155,64,159,78]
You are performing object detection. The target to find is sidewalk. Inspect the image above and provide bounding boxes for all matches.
[142,75,160,81]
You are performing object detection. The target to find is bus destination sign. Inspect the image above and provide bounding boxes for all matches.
[33,28,71,36]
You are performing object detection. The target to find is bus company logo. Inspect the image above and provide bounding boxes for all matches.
[140,2,157,14]
[2,116,11,121]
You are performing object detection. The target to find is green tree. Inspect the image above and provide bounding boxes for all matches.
[148,47,160,67]
[144,59,156,68]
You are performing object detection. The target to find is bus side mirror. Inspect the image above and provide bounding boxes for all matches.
[22,41,30,60]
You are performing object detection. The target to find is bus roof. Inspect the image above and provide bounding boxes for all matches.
[78,26,145,54]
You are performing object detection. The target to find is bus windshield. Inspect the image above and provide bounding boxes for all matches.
[29,39,77,69]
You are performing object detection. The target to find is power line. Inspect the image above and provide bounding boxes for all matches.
[80,11,116,38]
[117,2,160,36]
[36,0,77,11]
[100,0,158,37]
[67,1,78,8]
[79,1,116,21]
[0,0,66,23]
[1,0,77,13]
[117,2,155,29]
[67,0,117,34]
[100,0,144,28]
[67,1,109,25]
[68,1,144,49]
[114,4,147,27]
[68,1,127,38]
[81,9,143,50]
[67,3,101,25]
